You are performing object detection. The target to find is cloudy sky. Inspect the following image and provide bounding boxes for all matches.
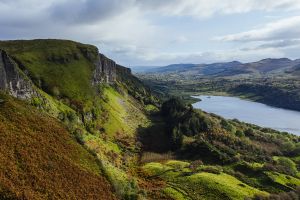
[1,0,300,66]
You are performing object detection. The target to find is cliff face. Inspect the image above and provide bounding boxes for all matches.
[116,64,131,77]
[0,40,133,101]
[0,50,35,99]
[92,53,117,84]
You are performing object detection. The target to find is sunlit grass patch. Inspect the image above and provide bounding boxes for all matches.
[165,160,190,170]
[142,161,268,200]
[185,172,268,199]
[163,186,190,200]
[265,171,300,189]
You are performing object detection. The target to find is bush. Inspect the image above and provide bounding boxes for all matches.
[189,160,203,172]
[160,98,213,150]
[73,129,85,145]
[170,126,183,150]
[51,86,60,97]
[235,130,245,137]
[245,128,255,137]
[66,111,77,122]
[161,98,186,119]
[199,165,223,174]
[264,157,298,176]
[277,157,298,176]
[221,119,234,132]
[252,186,300,199]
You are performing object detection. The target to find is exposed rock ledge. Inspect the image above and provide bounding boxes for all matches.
[92,53,117,84]
[0,49,36,99]
[1,48,132,100]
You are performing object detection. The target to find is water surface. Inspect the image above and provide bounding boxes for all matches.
[192,95,300,135]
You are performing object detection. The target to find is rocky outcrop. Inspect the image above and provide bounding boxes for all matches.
[0,49,35,99]
[116,64,131,76]
[92,53,117,84]
[0,46,132,100]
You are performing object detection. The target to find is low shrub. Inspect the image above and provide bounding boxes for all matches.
[198,165,223,174]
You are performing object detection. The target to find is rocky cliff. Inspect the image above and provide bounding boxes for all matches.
[0,40,160,200]
[116,64,131,77]
[92,53,117,85]
[0,49,36,99]
[0,40,133,101]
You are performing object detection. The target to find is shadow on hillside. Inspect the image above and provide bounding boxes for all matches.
[137,115,171,153]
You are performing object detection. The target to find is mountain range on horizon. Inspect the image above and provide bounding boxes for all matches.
[134,58,300,77]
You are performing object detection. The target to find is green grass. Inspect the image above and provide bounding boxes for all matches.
[143,162,173,175]
[143,161,268,200]
[248,162,264,169]
[71,84,150,199]
[165,160,190,170]
[101,86,129,136]
[163,186,191,200]
[0,39,98,101]
[185,172,267,200]
[145,104,159,113]
[101,85,150,137]
[0,39,156,199]
[266,171,300,189]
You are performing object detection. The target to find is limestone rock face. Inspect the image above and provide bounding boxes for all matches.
[93,53,117,84]
[0,50,35,99]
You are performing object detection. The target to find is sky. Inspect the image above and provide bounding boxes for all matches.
[1,0,300,67]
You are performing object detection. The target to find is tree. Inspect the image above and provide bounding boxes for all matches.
[171,126,183,150]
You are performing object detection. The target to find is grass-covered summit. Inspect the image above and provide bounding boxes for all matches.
[0,39,98,100]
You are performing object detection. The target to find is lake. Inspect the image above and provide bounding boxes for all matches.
[192,95,300,135]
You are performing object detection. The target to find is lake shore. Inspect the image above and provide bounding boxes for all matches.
[192,95,300,135]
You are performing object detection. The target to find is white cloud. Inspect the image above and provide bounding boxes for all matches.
[215,16,300,42]
[242,39,300,51]
[137,0,300,18]
[1,0,300,65]
[213,15,300,63]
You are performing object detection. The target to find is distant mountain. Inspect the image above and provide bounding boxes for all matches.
[244,58,297,74]
[133,63,197,73]
[285,63,300,75]
[130,66,159,73]
[141,58,300,77]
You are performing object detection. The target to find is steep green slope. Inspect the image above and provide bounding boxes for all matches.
[117,66,159,106]
[0,39,159,199]
[0,93,117,200]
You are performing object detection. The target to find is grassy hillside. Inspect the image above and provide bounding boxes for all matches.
[2,39,300,200]
[142,161,267,200]
[137,98,300,199]
[0,39,161,200]
[0,93,117,200]
[0,39,98,101]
